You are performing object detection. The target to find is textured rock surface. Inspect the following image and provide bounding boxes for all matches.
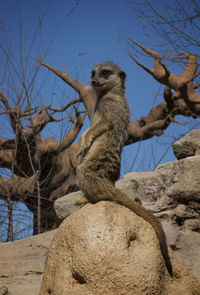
[0,286,8,295]
[173,129,200,159]
[40,202,200,295]
[0,230,56,295]
[54,156,200,280]
[116,156,200,279]
[54,191,80,219]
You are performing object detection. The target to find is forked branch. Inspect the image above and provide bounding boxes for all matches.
[129,39,198,91]
[33,57,96,119]
[127,39,200,144]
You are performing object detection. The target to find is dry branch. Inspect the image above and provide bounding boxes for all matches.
[33,58,96,119]
[49,97,81,112]
[129,39,198,90]
[127,39,200,144]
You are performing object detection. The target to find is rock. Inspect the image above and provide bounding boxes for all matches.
[118,155,200,205]
[184,219,200,231]
[54,155,200,280]
[40,202,200,295]
[1,130,200,294]
[0,286,8,295]
[173,230,200,281]
[0,230,56,295]
[116,157,200,279]
[173,129,200,159]
[54,191,80,220]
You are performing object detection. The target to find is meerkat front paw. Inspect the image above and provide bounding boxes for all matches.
[75,195,89,207]
[79,146,91,159]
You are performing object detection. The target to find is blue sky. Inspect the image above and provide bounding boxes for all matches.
[0,0,199,174]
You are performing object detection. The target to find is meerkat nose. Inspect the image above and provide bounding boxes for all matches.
[91,80,98,86]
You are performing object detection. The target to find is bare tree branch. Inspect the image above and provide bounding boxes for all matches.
[49,97,81,112]
[0,175,35,200]
[127,40,200,144]
[129,39,198,90]
[33,57,96,119]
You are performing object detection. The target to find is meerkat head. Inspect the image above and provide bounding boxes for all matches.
[90,62,126,93]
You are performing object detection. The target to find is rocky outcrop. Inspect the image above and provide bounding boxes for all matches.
[54,191,80,219]
[0,286,8,295]
[0,230,56,295]
[40,202,200,295]
[54,156,200,280]
[172,129,200,159]
[1,129,200,294]
[116,156,200,279]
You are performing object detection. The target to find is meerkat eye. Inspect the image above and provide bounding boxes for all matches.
[100,70,111,79]
[91,70,95,78]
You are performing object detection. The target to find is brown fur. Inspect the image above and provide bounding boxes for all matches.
[76,62,173,277]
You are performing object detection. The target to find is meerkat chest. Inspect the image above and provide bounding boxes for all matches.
[91,110,101,127]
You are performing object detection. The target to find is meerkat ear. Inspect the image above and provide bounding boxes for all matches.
[119,71,126,88]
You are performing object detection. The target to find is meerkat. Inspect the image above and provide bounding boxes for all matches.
[76,61,173,277]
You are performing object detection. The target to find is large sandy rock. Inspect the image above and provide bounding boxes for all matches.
[0,230,56,295]
[40,202,200,295]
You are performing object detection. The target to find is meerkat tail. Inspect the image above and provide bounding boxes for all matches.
[111,189,173,277]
